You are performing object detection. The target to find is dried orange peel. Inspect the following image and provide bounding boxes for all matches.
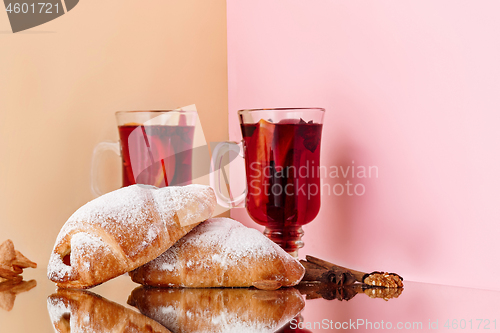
[248,119,275,207]
[0,240,36,281]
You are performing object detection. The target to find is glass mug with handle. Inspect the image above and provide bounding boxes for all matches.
[211,108,325,257]
[91,110,197,197]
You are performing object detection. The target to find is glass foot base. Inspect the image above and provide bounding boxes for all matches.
[263,226,304,258]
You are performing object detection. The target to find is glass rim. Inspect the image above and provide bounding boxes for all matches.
[238,107,325,115]
[115,110,197,116]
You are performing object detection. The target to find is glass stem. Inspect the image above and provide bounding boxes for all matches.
[263,226,304,258]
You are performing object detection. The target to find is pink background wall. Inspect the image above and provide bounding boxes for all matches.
[227,0,500,290]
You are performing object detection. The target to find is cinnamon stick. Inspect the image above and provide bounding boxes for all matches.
[300,259,356,286]
[300,259,327,282]
[299,260,324,271]
[296,281,362,301]
[295,282,324,300]
[305,255,403,288]
[305,255,366,282]
[320,268,356,286]
[302,268,328,282]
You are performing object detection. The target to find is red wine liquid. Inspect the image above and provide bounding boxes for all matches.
[118,124,194,187]
[241,119,322,228]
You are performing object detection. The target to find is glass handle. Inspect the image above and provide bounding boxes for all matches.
[209,141,246,208]
[90,141,121,197]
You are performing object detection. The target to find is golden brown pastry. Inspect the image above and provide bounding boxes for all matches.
[47,184,216,289]
[130,217,305,288]
[47,289,171,333]
[128,286,305,333]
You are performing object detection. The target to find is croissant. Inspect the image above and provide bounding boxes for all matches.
[128,286,305,333]
[47,184,216,289]
[47,289,171,333]
[129,217,305,288]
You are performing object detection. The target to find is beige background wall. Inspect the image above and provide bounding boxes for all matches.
[0,0,227,290]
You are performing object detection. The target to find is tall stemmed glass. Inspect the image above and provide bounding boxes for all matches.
[212,108,325,257]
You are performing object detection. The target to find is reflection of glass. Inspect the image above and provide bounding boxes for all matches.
[91,110,198,197]
[128,286,305,333]
[212,108,325,257]
[47,289,169,333]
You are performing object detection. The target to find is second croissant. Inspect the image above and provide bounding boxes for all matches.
[130,217,305,288]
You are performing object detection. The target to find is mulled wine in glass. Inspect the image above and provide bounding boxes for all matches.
[212,108,325,257]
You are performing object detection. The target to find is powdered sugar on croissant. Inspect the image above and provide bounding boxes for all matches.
[128,287,305,333]
[130,217,305,287]
[47,184,216,289]
[48,289,172,333]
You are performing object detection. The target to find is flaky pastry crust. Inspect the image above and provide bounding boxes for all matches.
[47,184,216,289]
[130,217,305,288]
[48,289,171,333]
[128,286,305,333]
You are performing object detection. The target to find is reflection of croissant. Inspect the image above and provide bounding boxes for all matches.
[47,289,171,333]
[130,217,305,287]
[47,184,216,289]
[128,286,305,333]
